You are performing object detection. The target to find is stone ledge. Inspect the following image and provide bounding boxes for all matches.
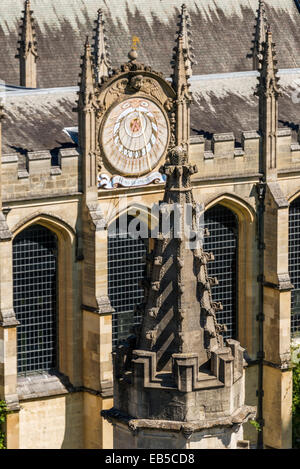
[27,150,51,161]
[234,149,245,158]
[18,170,29,179]
[190,135,205,145]
[277,129,291,137]
[101,405,256,435]
[0,308,19,327]
[204,151,214,160]
[50,167,62,176]
[242,131,260,140]
[2,154,18,164]
[291,143,300,152]
[212,132,235,142]
[59,147,80,158]
[17,371,71,401]
[0,211,12,240]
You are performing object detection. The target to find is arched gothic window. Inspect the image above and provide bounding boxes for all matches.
[204,204,238,339]
[108,214,148,348]
[288,197,300,337]
[13,224,58,374]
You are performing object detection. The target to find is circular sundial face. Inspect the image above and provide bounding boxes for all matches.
[101,97,169,176]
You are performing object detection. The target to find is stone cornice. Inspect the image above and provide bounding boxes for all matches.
[101,405,256,437]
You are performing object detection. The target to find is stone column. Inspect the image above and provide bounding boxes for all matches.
[262,183,292,448]
[81,207,114,449]
[0,103,20,449]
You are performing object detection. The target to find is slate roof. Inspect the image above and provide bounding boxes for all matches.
[191,69,300,143]
[2,69,300,159]
[1,87,77,166]
[0,0,300,88]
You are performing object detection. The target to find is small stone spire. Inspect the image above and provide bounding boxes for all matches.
[79,36,96,105]
[171,4,194,149]
[0,103,4,210]
[93,9,111,83]
[253,0,268,70]
[138,146,224,371]
[255,27,282,178]
[16,0,38,88]
[178,4,195,76]
[77,36,97,176]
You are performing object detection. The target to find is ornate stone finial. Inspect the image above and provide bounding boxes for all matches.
[128,48,138,63]
[255,26,282,177]
[171,5,193,147]
[79,36,96,96]
[253,0,268,70]
[178,4,195,76]
[16,0,38,87]
[255,27,282,99]
[93,9,111,83]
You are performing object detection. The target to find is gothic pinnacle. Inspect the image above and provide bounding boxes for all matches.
[178,3,195,76]
[253,0,268,70]
[78,36,96,103]
[255,26,282,99]
[19,0,38,59]
[16,0,38,87]
[93,9,111,82]
[172,4,194,90]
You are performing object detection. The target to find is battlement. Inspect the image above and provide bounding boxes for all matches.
[1,147,81,202]
[190,129,300,179]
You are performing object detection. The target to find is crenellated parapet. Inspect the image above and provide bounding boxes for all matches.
[1,148,80,202]
[189,128,300,180]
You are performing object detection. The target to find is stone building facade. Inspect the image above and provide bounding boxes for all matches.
[0,0,299,449]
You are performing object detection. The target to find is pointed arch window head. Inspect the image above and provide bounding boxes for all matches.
[13,224,58,374]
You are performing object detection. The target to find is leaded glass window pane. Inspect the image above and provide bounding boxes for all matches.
[204,205,238,339]
[108,215,147,348]
[289,198,300,337]
[13,224,58,374]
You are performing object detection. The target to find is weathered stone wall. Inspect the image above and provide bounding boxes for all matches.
[1,148,80,202]
[0,134,299,449]
[18,393,83,449]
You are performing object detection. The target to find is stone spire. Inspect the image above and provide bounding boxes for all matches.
[255,27,282,179]
[138,146,224,370]
[93,9,111,83]
[177,4,195,76]
[79,36,96,103]
[171,4,194,149]
[0,103,4,210]
[16,0,38,88]
[77,37,98,200]
[103,146,256,448]
[253,1,268,70]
